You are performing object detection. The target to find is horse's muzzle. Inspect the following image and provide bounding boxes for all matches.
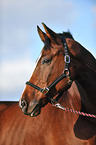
[19,99,41,117]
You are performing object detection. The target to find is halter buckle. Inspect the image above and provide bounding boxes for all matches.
[41,87,49,95]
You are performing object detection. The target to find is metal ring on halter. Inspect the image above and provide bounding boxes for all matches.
[64,70,70,76]
[65,55,70,64]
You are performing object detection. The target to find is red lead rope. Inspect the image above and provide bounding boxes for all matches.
[51,99,96,118]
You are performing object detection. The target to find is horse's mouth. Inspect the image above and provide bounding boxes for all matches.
[20,97,48,117]
[30,98,48,117]
[20,99,41,117]
[30,105,41,117]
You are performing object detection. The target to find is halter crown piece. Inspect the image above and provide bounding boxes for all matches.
[26,40,72,96]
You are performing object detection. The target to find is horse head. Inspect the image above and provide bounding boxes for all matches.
[19,23,96,117]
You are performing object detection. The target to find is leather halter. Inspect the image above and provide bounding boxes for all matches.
[26,39,72,96]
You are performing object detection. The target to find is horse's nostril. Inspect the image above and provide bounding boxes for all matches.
[21,100,27,108]
[19,99,28,114]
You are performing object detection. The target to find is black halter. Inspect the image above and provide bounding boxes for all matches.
[26,39,72,96]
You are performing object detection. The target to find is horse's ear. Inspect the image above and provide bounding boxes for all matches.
[37,25,46,42]
[42,23,61,44]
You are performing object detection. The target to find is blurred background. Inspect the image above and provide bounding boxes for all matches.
[0,0,96,101]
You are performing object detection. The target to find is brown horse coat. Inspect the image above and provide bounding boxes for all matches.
[0,23,96,145]
[0,82,96,145]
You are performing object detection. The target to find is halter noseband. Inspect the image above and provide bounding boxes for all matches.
[26,39,72,96]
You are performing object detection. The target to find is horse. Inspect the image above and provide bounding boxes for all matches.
[0,23,96,145]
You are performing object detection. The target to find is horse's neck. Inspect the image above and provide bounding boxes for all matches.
[77,68,96,99]
[60,79,96,114]
[77,68,96,113]
[59,81,81,111]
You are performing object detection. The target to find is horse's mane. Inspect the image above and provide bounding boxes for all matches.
[59,32,96,72]
[59,31,74,40]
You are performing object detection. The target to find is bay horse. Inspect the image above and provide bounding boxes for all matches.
[0,23,96,145]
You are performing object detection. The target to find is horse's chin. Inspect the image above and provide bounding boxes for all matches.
[30,108,41,117]
[30,98,49,117]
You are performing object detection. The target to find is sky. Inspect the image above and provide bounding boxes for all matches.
[0,0,96,101]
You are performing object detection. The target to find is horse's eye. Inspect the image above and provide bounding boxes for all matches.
[41,58,51,64]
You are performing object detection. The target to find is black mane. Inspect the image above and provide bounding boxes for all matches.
[59,31,74,40]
